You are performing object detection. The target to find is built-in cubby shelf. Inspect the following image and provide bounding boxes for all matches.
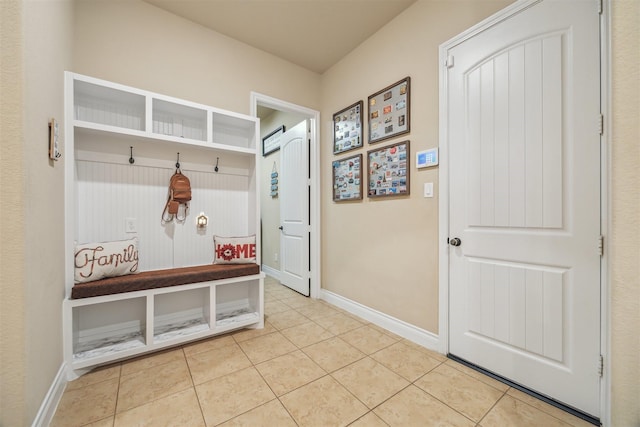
[63,72,264,378]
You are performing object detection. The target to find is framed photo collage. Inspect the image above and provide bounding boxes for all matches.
[332,76,411,202]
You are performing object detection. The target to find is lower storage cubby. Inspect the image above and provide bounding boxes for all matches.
[72,297,146,362]
[64,275,264,376]
[215,279,262,330]
[153,287,211,344]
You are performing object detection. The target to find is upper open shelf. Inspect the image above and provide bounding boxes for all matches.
[69,72,258,153]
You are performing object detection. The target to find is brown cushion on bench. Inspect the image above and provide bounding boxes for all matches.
[71,263,260,299]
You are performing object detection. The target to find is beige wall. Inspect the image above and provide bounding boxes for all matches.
[259,110,308,272]
[610,0,640,424]
[1,0,637,424]
[0,0,73,425]
[73,0,321,116]
[0,2,27,425]
[320,0,511,332]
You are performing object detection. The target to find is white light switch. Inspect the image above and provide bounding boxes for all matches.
[424,182,434,198]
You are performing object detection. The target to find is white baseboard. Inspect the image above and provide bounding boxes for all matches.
[261,264,282,281]
[32,363,67,427]
[320,290,442,354]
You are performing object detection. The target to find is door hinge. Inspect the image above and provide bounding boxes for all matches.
[598,354,604,377]
[598,114,604,135]
[598,235,604,257]
[445,55,454,68]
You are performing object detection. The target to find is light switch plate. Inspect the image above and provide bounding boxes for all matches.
[125,218,137,233]
[424,182,434,198]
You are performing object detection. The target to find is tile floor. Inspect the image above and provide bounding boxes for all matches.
[52,277,594,427]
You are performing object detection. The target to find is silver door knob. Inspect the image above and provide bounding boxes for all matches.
[449,237,462,247]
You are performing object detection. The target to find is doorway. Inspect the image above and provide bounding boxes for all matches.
[250,92,321,298]
[439,0,604,420]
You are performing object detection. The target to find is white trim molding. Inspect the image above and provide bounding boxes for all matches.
[261,264,282,282]
[31,363,67,427]
[320,290,441,352]
[250,92,321,300]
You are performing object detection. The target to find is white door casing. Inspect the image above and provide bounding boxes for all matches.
[444,0,601,417]
[279,121,310,296]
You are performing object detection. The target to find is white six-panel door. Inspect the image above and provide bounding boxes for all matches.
[279,121,310,296]
[446,0,601,416]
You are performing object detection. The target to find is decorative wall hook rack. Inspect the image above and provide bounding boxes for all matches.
[176,152,181,169]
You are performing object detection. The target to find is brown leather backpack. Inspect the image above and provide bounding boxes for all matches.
[162,168,191,222]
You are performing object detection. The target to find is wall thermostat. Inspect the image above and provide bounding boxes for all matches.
[416,148,438,168]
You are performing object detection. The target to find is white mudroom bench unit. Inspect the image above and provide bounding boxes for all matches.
[62,72,264,379]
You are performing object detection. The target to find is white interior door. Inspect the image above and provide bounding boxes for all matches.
[279,121,310,296]
[446,0,601,417]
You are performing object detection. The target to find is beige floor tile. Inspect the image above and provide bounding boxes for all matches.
[255,350,326,396]
[50,378,119,427]
[232,321,277,343]
[506,388,595,427]
[332,357,409,409]
[339,325,399,355]
[314,312,365,335]
[182,333,236,356]
[374,385,475,427]
[444,359,510,392]
[302,336,366,372]
[280,321,334,347]
[280,375,368,427]
[267,287,299,299]
[265,299,292,315]
[196,367,275,426]
[367,323,404,341]
[185,342,252,385]
[349,412,389,427]
[114,388,205,427]
[219,399,297,427]
[264,292,279,302]
[86,417,115,427]
[481,395,574,427]
[120,347,185,377]
[237,331,297,363]
[371,341,442,381]
[266,309,311,330]
[415,363,504,422]
[66,364,121,391]
[401,339,448,362]
[295,302,340,320]
[117,358,193,412]
[280,294,316,309]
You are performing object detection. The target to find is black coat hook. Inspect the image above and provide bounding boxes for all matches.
[129,146,135,164]
[176,152,180,170]
[214,157,219,172]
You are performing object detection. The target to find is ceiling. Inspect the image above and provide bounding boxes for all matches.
[143,0,417,74]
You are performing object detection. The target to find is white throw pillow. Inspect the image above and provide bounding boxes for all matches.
[213,235,256,264]
[74,237,139,283]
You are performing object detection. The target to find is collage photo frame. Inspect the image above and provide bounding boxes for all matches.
[367,77,410,144]
[333,101,363,154]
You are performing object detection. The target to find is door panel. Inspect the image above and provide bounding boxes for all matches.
[447,0,600,416]
[279,121,310,296]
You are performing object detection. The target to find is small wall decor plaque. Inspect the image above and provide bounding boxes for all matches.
[262,125,285,157]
